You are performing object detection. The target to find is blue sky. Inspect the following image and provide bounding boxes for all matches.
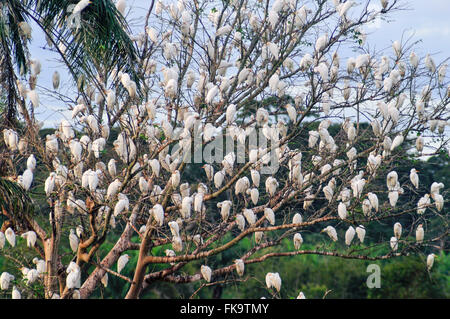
[27,0,450,127]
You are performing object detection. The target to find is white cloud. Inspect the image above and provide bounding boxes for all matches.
[409,26,450,38]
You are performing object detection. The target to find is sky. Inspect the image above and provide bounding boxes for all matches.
[25,0,450,128]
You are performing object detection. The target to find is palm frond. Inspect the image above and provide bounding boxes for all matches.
[0,177,35,232]
[31,0,143,97]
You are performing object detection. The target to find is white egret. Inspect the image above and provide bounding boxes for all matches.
[424,54,436,73]
[21,231,37,248]
[393,222,402,239]
[236,214,246,231]
[168,221,180,237]
[0,231,4,249]
[433,193,444,211]
[235,259,245,277]
[5,228,15,247]
[416,224,424,243]
[138,177,149,194]
[367,192,379,212]
[106,179,122,200]
[12,286,21,299]
[243,208,256,226]
[1,272,14,290]
[170,170,181,188]
[193,192,204,213]
[26,269,38,285]
[117,254,130,274]
[172,236,183,252]
[152,204,165,226]
[150,159,161,177]
[69,229,79,253]
[337,202,348,220]
[322,226,338,242]
[217,200,232,221]
[297,292,306,299]
[116,0,127,15]
[315,33,328,52]
[356,225,366,243]
[20,168,34,191]
[27,154,36,171]
[265,272,281,292]
[417,194,430,214]
[114,193,129,216]
[390,135,404,151]
[388,191,399,207]
[294,233,303,250]
[427,253,437,271]
[430,182,444,195]
[264,208,275,225]
[201,265,212,282]
[410,168,419,189]
[390,236,398,251]
[265,177,279,196]
[66,266,81,289]
[345,226,356,246]
[386,171,398,190]
[180,196,193,219]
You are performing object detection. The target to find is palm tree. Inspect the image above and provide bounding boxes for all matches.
[0,176,35,233]
[0,0,142,127]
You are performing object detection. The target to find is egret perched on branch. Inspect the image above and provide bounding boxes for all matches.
[264,208,275,225]
[321,226,338,242]
[151,204,164,226]
[417,194,430,214]
[345,226,356,246]
[52,71,60,89]
[235,259,245,277]
[201,265,212,282]
[243,209,256,226]
[315,33,328,53]
[433,193,444,211]
[1,272,14,290]
[367,192,379,212]
[293,233,303,250]
[117,254,129,274]
[12,286,21,299]
[292,213,302,225]
[265,177,279,196]
[427,253,437,271]
[116,0,127,15]
[5,228,15,247]
[236,214,245,231]
[356,225,366,243]
[390,236,398,251]
[73,0,91,15]
[20,168,33,191]
[21,231,37,248]
[0,232,5,249]
[217,200,232,221]
[409,168,419,189]
[69,229,79,253]
[424,54,436,73]
[430,182,444,195]
[337,202,348,220]
[416,224,424,243]
[114,193,129,216]
[168,221,180,237]
[265,272,281,292]
[393,222,402,239]
[386,171,398,191]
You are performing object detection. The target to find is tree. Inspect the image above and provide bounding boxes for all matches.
[0,0,448,299]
